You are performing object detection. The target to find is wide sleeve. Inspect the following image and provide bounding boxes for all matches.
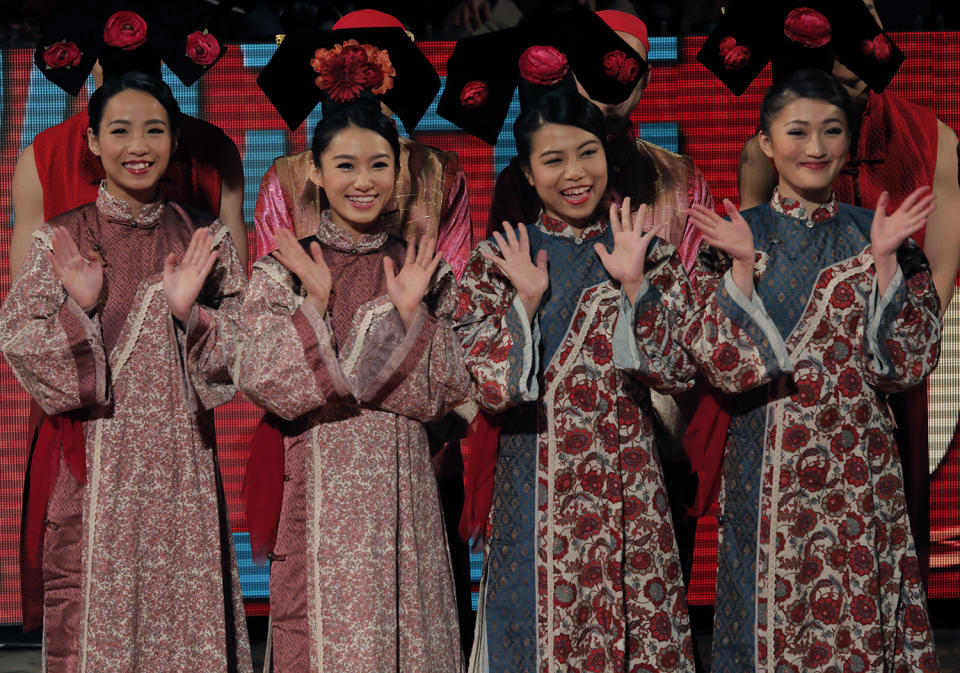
[176,221,246,412]
[0,229,109,415]
[435,161,473,282]
[235,257,352,421]
[344,263,472,422]
[253,164,296,259]
[860,245,942,392]
[454,241,542,413]
[615,240,793,395]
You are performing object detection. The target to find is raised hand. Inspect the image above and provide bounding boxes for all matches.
[688,199,756,299]
[384,236,443,331]
[163,228,218,324]
[273,228,332,315]
[871,187,936,294]
[595,198,664,304]
[483,222,549,323]
[47,226,103,312]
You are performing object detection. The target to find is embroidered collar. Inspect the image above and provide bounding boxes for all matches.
[315,209,389,253]
[771,187,839,227]
[536,213,608,243]
[95,181,164,228]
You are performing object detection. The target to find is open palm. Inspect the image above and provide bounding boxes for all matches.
[384,236,442,330]
[595,198,664,301]
[48,226,103,312]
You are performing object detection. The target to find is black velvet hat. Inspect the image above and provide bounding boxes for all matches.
[256,26,441,132]
[34,0,228,95]
[437,5,647,145]
[698,0,903,96]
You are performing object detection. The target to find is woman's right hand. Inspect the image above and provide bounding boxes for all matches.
[47,226,103,312]
[688,199,756,299]
[274,228,332,315]
[484,222,549,322]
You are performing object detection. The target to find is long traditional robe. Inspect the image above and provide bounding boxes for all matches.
[706,189,942,673]
[235,211,470,673]
[455,214,790,673]
[0,187,251,673]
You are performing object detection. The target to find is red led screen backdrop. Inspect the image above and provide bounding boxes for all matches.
[0,32,957,623]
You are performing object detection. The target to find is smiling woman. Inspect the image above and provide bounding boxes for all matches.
[0,71,251,672]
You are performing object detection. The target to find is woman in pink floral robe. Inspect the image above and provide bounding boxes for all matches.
[0,74,251,672]
[236,97,469,672]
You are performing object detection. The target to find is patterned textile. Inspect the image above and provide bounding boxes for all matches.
[236,210,469,673]
[32,111,225,221]
[701,202,942,673]
[0,188,251,673]
[456,215,789,673]
[253,140,473,279]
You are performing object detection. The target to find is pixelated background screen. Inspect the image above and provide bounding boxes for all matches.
[0,32,957,622]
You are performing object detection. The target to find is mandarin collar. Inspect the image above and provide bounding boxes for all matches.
[315,209,389,253]
[95,181,164,228]
[771,186,839,228]
[535,213,608,243]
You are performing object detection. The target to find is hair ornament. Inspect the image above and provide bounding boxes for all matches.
[310,39,396,102]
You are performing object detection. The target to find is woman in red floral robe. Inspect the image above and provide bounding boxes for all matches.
[455,88,792,673]
[687,69,942,673]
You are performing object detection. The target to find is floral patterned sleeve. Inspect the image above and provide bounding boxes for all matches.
[0,229,109,414]
[235,256,351,421]
[454,241,542,412]
[177,220,246,412]
[861,251,942,392]
[344,264,472,422]
[615,240,793,395]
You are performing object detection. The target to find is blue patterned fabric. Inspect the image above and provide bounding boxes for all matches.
[484,220,613,673]
[711,203,874,672]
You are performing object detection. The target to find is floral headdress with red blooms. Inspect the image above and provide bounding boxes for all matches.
[437,5,645,146]
[33,2,228,95]
[697,0,903,96]
[257,26,440,132]
[309,39,396,103]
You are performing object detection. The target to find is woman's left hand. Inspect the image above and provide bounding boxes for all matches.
[871,187,936,293]
[595,197,664,304]
[384,236,442,331]
[163,228,218,324]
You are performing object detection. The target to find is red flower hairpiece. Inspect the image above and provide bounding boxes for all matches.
[518,45,569,87]
[603,50,639,85]
[718,36,751,70]
[310,39,396,102]
[42,41,82,69]
[860,34,893,63]
[103,10,148,51]
[783,7,831,49]
[185,29,221,66]
[460,81,488,109]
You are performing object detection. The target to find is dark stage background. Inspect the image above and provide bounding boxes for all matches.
[0,32,958,624]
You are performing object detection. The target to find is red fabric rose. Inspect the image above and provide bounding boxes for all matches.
[718,36,751,70]
[783,7,832,49]
[861,34,893,62]
[185,29,221,66]
[42,41,82,69]
[518,45,569,86]
[310,39,395,102]
[602,49,639,84]
[459,80,488,108]
[103,10,148,51]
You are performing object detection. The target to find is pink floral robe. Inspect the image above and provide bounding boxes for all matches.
[235,211,470,673]
[0,187,251,673]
